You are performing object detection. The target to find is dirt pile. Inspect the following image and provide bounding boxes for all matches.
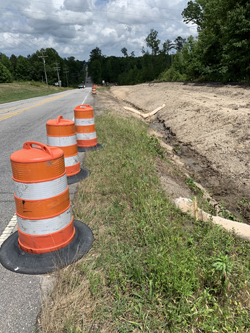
[95,83,250,223]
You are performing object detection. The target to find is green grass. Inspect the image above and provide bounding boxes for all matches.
[0,81,72,104]
[185,177,242,222]
[97,86,110,91]
[237,197,250,221]
[185,177,216,216]
[40,114,250,333]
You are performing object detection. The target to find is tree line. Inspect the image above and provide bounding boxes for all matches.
[89,0,250,84]
[164,0,250,82]
[88,32,186,85]
[1,0,248,86]
[0,30,185,86]
[0,48,86,86]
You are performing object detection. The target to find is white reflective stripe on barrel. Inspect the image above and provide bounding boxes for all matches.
[65,154,79,167]
[75,118,95,126]
[76,132,97,140]
[13,174,67,200]
[47,135,76,147]
[17,206,72,235]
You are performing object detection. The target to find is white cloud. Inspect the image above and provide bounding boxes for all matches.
[0,0,197,60]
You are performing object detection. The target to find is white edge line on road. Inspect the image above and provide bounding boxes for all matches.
[0,214,17,247]
[73,89,91,122]
[81,89,91,105]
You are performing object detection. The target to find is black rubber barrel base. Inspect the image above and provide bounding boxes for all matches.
[0,220,93,275]
[78,143,103,152]
[67,168,91,185]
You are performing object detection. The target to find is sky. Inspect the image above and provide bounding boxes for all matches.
[0,0,197,61]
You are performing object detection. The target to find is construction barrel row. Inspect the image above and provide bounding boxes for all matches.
[0,102,102,274]
[92,85,97,95]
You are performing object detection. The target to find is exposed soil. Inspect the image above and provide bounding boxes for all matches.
[94,82,250,223]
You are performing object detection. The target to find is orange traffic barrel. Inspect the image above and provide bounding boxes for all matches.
[92,85,96,95]
[0,141,93,274]
[74,104,103,152]
[46,115,90,184]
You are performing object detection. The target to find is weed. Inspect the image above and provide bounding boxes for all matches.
[185,177,203,195]
[212,254,233,286]
[141,131,165,158]
[185,178,216,215]
[219,201,240,221]
[173,145,181,154]
[237,197,250,220]
[238,197,250,206]
[89,272,102,296]
[29,80,44,87]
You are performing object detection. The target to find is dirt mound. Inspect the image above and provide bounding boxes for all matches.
[109,82,250,223]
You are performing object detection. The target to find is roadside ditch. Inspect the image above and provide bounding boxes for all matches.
[149,116,249,224]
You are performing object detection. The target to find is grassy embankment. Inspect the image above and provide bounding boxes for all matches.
[0,81,72,104]
[40,113,250,332]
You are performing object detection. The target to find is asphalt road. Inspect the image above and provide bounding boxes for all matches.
[0,86,93,332]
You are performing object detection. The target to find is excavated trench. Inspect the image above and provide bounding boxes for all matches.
[149,117,250,224]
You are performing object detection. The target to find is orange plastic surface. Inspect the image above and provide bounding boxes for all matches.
[15,188,70,219]
[46,124,76,136]
[77,138,98,147]
[10,141,64,163]
[18,218,75,254]
[11,156,65,182]
[75,124,96,133]
[46,116,75,127]
[51,144,78,157]
[65,162,81,176]
[74,104,93,112]
[74,109,94,119]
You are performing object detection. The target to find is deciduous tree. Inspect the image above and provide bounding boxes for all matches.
[174,37,186,52]
[15,56,31,81]
[89,47,102,61]
[145,29,160,56]
[121,47,128,57]
[181,1,203,31]
[0,62,12,83]
[162,39,174,54]
[0,53,13,74]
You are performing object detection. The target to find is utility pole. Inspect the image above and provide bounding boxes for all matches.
[64,69,69,87]
[38,51,48,85]
[54,62,61,87]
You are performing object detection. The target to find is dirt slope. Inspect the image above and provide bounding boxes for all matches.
[108,82,250,222]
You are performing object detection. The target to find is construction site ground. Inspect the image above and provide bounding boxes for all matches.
[95,82,250,225]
